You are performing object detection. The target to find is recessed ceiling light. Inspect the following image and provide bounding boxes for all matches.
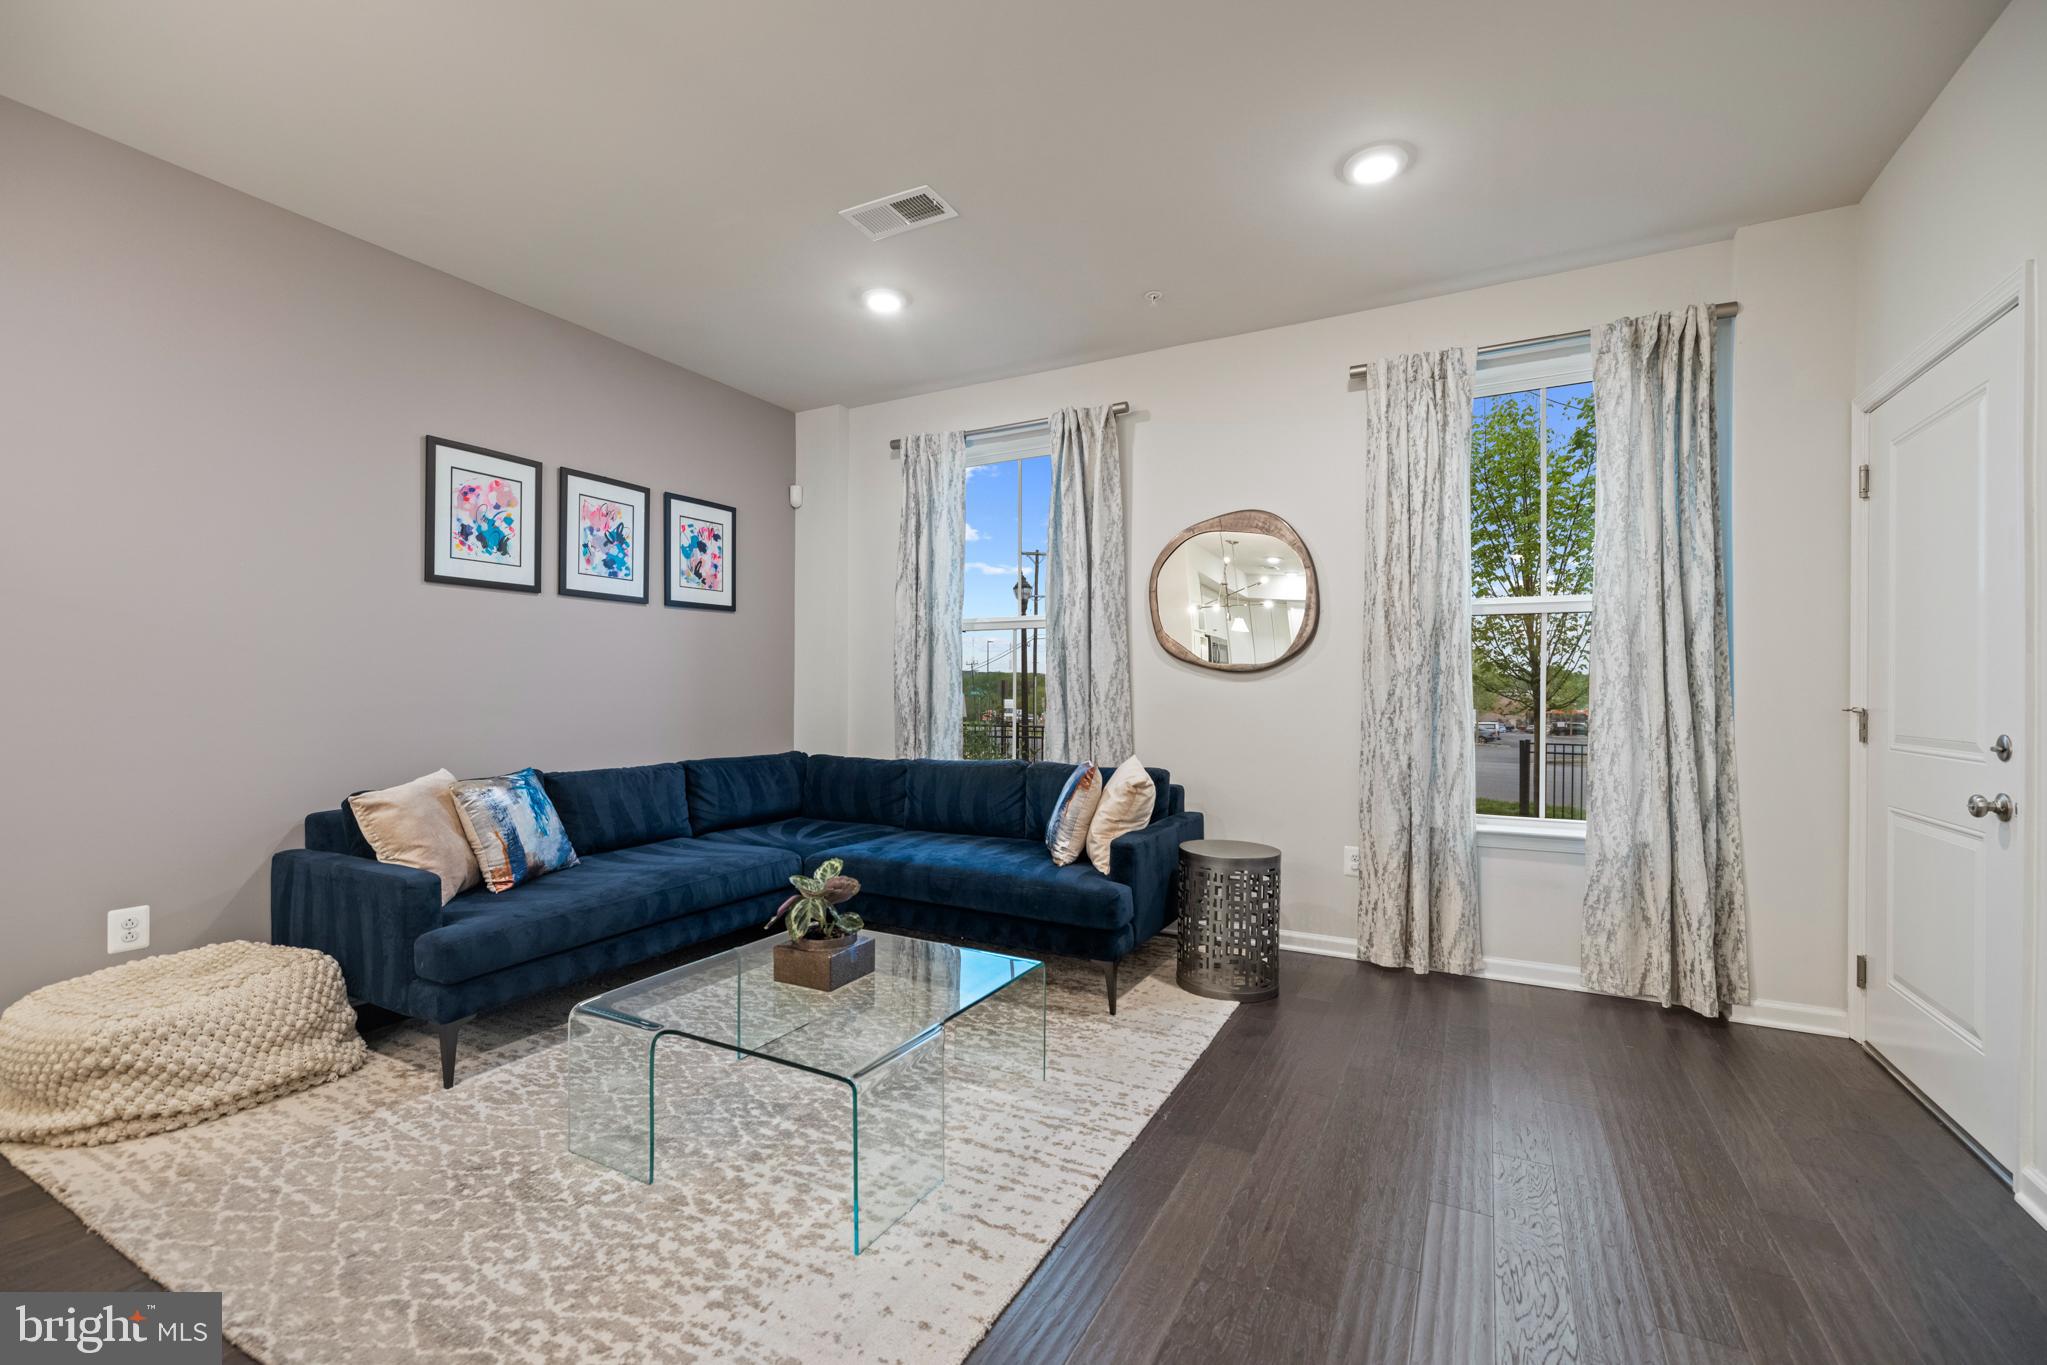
[1342,143,1409,186]
[1264,555,1282,567]
[862,287,907,315]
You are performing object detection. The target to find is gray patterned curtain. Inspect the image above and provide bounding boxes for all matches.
[893,431,967,759]
[1581,306,1750,1016]
[1043,406,1134,764]
[1356,349,1482,974]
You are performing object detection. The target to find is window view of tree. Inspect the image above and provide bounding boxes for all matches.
[1472,378,1594,820]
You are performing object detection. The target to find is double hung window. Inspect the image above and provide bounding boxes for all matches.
[960,429,1052,760]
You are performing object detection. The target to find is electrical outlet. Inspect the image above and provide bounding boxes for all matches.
[1343,846,1361,877]
[107,905,149,954]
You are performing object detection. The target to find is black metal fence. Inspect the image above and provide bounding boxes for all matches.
[1517,738,1588,819]
[963,717,1045,761]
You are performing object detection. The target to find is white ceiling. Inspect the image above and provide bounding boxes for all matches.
[0,0,2003,411]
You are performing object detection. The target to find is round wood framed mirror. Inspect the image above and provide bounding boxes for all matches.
[1148,510,1319,672]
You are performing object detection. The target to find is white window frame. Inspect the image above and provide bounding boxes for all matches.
[1471,335,1593,834]
[961,425,1053,759]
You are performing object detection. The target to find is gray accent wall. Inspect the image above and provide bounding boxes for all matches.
[0,99,796,1007]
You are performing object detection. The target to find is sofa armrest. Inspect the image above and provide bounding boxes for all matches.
[270,849,442,1015]
[1106,811,1205,948]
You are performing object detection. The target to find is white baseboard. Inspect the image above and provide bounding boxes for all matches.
[1275,933,1849,1037]
[1275,928,1358,960]
[1477,954,1584,993]
[2018,1167,2047,1234]
[1727,998,1852,1038]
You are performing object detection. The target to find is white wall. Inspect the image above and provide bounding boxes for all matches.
[1729,208,1861,1026]
[797,218,1860,1028]
[1850,0,2047,1220]
[794,405,852,750]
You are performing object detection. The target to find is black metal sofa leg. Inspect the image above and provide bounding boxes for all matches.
[435,1017,472,1089]
[1107,959,1119,1016]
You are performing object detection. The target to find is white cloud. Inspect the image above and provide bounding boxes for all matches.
[965,561,1017,576]
[964,523,983,542]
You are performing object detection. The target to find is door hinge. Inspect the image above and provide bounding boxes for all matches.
[1857,464,1870,500]
[1843,705,1868,743]
[1855,954,1868,990]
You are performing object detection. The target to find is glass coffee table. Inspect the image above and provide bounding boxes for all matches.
[566,930,1046,1252]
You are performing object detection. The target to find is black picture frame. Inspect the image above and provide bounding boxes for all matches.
[663,491,737,612]
[557,466,652,605]
[423,435,543,593]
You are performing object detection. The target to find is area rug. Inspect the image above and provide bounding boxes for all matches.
[2,938,1231,1364]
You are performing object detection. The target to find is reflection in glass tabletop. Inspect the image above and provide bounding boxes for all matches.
[567,930,1046,1252]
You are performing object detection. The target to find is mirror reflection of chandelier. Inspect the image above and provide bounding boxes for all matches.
[1199,538,1261,633]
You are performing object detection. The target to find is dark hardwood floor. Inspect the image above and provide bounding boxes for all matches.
[5,951,2045,1364]
[968,952,2047,1365]
[0,1154,256,1361]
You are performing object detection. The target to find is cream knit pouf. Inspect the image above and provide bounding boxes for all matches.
[0,941,366,1147]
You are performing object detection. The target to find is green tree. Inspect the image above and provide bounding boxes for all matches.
[1469,389,1595,727]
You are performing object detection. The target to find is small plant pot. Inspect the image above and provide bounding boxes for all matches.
[772,932,875,992]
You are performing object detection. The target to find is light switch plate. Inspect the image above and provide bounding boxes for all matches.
[108,905,149,954]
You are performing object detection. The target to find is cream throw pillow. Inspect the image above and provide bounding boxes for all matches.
[1086,756,1156,875]
[347,769,481,904]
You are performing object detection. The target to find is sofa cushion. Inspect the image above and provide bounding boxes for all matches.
[904,759,1028,838]
[1025,761,1171,833]
[542,762,691,854]
[307,807,372,858]
[831,830,1131,930]
[802,754,909,827]
[413,840,795,984]
[684,751,806,833]
[695,817,902,863]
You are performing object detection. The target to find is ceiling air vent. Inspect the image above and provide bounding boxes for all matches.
[839,186,959,241]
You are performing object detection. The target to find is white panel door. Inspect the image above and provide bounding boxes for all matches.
[1865,305,2025,1172]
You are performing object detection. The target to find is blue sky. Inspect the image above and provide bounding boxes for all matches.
[963,455,1051,620]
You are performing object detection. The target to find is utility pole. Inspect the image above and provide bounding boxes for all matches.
[1013,550,1047,757]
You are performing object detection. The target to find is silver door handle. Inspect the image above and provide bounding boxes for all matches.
[1967,793,2016,821]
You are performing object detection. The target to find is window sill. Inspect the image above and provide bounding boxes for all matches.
[1475,818,1587,854]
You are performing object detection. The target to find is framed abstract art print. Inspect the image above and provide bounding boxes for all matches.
[557,467,650,604]
[423,436,542,593]
[663,492,735,612]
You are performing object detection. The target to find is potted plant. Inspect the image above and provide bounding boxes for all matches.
[765,858,873,991]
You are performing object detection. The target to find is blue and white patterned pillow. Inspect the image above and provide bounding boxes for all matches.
[1043,762,1102,867]
[449,768,579,892]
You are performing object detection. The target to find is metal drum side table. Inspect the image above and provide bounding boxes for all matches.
[1175,839,1281,1002]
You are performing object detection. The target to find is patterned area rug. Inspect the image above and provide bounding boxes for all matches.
[3,938,1231,1364]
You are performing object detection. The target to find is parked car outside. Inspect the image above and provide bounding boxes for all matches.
[1476,721,1506,743]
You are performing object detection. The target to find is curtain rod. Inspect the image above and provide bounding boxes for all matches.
[888,401,1129,455]
[1345,301,1741,382]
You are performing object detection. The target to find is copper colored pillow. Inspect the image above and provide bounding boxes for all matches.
[1044,762,1103,866]
[347,769,481,904]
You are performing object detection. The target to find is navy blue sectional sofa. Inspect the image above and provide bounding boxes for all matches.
[271,752,1202,1084]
